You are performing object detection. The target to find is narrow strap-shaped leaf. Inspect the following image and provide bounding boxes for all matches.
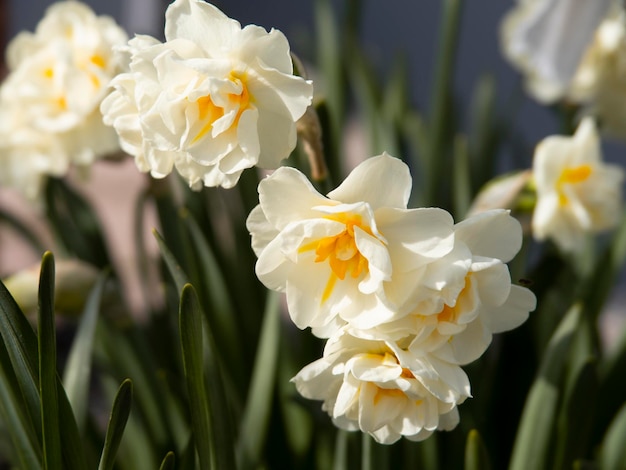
[599,402,626,470]
[178,433,197,470]
[153,229,190,294]
[159,451,175,470]
[425,0,463,206]
[509,303,581,470]
[62,270,109,430]
[0,276,41,431]
[44,178,110,269]
[0,341,42,469]
[179,284,214,470]
[468,73,499,191]
[182,211,244,389]
[0,208,46,254]
[553,359,598,470]
[237,291,280,467]
[37,252,62,470]
[452,135,472,218]
[595,325,626,443]
[98,378,133,470]
[465,429,491,470]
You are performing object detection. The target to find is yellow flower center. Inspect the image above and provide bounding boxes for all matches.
[299,212,374,303]
[556,164,592,206]
[192,73,252,144]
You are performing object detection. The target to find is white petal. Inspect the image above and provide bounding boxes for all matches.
[486,284,536,334]
[455,210,522,263]
[327,153,412,209]
[258,167,330,230]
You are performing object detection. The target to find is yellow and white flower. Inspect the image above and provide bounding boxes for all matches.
[353,210,537,365]
[101,0,313,189]
[532,117,624,252]
[247,153,456,334]
[568,8,626,139]
[500,0,612,103]
[292,332,464,444]
[0,0,127,198]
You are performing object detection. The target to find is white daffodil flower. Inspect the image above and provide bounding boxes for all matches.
[532,117,624,252]
[101,0,313,189]
[247,153,456,334]
[291,332,464,444]
[500,0,612,103]
[0,1,127,199]
[348,210,537,365]
[568,8,626,139]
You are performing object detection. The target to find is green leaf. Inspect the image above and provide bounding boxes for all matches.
[182,211,244,388]
[44,178,110,269]
[0,271,41,432]
[425,0,463,206]
[314,0,344,169]
[553,359,598,469]
[237,291,280,467]
[179,284,214,470]
[153,228,190,294]
[98,379,133,470]
[509,303,582,470]
[62,270,108,430]
[599,402,626,470]
[0,208,46,254]
[452,135,472,218]
[37,253,62,470]
[465,429,491,470]
[159,451,176,470]
[468,73,499,191]
[0,338,42,469]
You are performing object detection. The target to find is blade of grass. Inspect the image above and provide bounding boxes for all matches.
[98,379,133,470]
[37,253,62,470]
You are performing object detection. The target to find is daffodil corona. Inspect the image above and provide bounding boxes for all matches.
[101,0,314,189]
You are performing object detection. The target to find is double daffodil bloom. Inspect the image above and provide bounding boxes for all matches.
[500,0,612,103]
[0,1,127,198]
[352,210,537,365]
[568,8,626,139]
[101,0,313,189]
[292,332,464,444]
[247,153,455,334]
[532,117,624,251]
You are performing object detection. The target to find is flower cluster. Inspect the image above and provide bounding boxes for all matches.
[248,154,537,443]
[100,0,314,190]
[0,1,128,199]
